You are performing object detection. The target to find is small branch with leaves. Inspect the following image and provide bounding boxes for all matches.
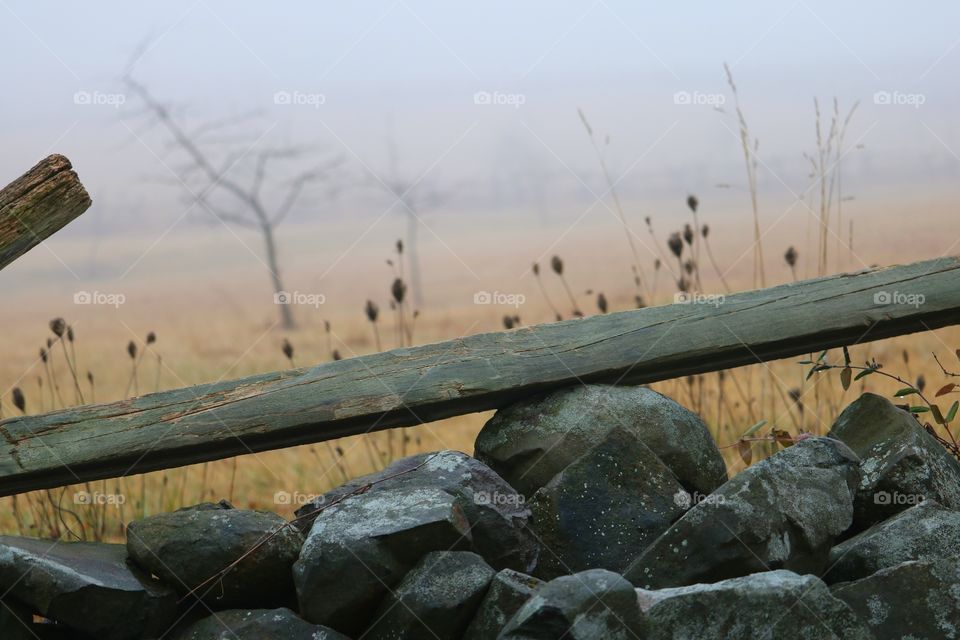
[723,418,810,466]
[802,347,960,458]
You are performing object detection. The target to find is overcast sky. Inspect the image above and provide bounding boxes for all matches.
[2,1,959,235]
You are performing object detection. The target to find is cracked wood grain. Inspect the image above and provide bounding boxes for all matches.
[0,155,92,272]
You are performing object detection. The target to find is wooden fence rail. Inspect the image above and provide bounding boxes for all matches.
[0,155,91,272]
[3,256,960,496]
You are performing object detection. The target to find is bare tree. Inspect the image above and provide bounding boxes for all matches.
[122,74,340,329]
[376,127,445,309]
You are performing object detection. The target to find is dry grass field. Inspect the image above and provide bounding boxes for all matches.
[2,190,959,541]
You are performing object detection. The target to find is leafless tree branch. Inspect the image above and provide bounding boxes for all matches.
[121,72,342,328]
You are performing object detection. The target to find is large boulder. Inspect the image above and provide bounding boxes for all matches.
[636,570,872,639]
[0,535,177,640]
[464,569,543,640]
[294,483,473,634]
[365,551,495,639]
[474,385,727,498]
[832,557,960,638]
[174,608,349,639]
[529,426,687,579]
[295,450,537,572]
[624,437,860,589]
[126,502,302,609]
[499,569,645,639]
[826,499,960,583]
[828,392,960,531]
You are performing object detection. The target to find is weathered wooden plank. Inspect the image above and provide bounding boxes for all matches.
[0,155,91,272]
[2,256,960,495]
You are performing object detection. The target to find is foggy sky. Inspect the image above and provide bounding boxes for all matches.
[2,1,959,236]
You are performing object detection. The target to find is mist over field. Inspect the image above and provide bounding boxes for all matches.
[3,2,959,229]
[0,2,956,313]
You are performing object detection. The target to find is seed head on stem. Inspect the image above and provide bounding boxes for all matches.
[12,387,26,414]
[281,339,295,366]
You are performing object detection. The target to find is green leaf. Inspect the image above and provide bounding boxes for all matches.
[742,419,767,438]
[947,401,959,423]
[797,360,813,365]
[894,388,920,397]
[806,365,830,380]
[842,346,851,366]
[840,367,852,391]
[932,404,945,424]
[910,406,930,414]
[854,368,875,381]
[817,350,828,362]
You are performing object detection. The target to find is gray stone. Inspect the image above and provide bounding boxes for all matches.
[474,385,727,499]
[529,426,687,579]
[826,499,960,583]
[828,392,960,531]
[499,569,645,639]
[294,483,473,634]
[636,570,872,640]
[0,535,177,640]
[464,569,543,640]
[624,437,860,589]
[833,557,960,638]
[126,502,302,609]
[366,551,496,639]
[295,450,537,572]
[175,607,349,639]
